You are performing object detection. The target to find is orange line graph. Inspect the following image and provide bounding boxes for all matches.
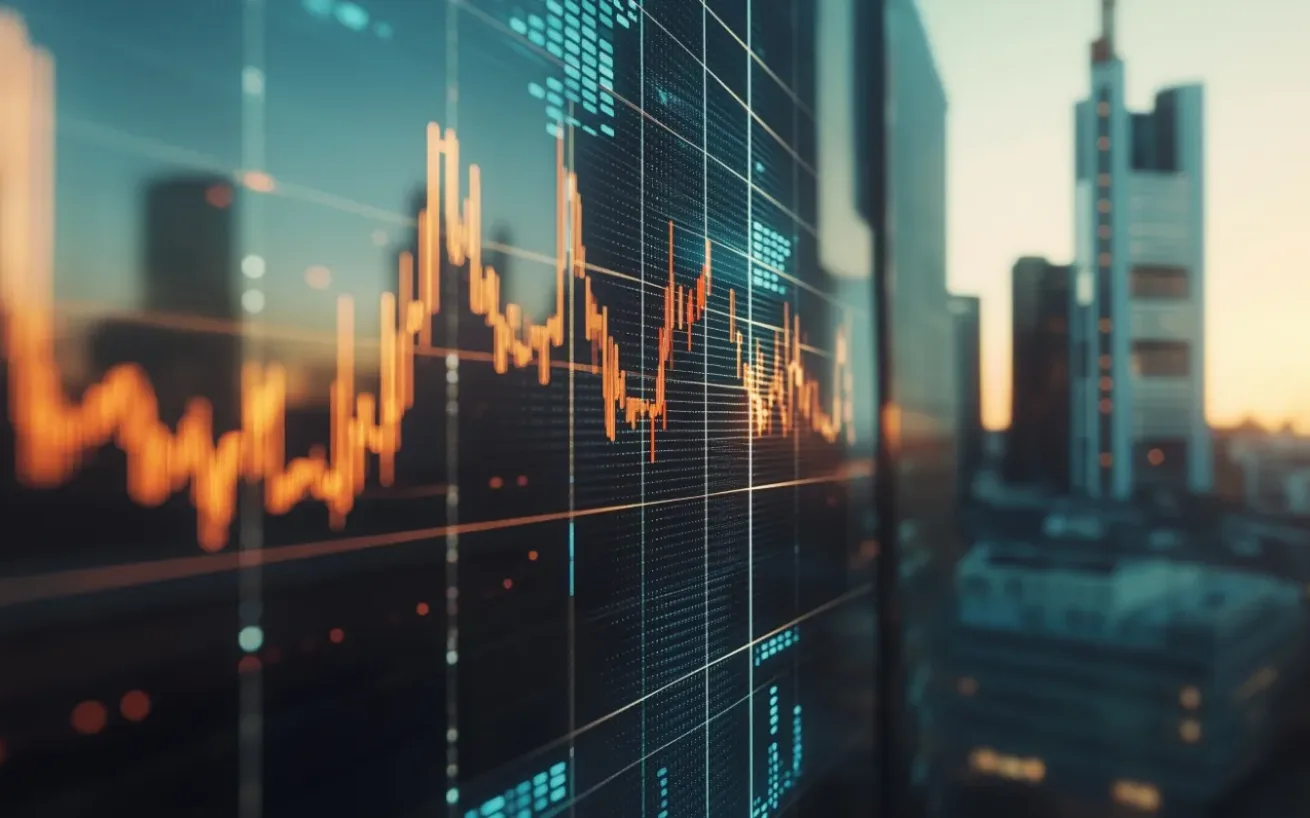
[0,12,853,552]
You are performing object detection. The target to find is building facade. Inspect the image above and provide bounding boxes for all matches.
[1070,0,1211,498]
[1006,258,1072,491]
[942,535,1304,817]
[951,295,983,499]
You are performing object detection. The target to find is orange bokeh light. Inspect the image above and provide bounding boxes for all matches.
[70,700,107,735]
[305,265,332,290]
[204,184,232,209]
[120,690,151,722]
[416,602,430,616]
[329,628,345,644]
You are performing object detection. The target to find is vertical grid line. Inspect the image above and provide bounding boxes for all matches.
[442,2,461,814]
[639,6,648,815]
[745,0,756,813]
[701,3,711,817]
[237,1,267,816]
[566,103,579,818]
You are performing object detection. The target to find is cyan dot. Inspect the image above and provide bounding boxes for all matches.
[238,625,264,653]
[445,788,459,805]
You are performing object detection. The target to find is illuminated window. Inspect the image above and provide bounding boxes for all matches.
[1131,265,1189,298]
[1112,780,1161,812]
[1132,340,1190,377]
[1099,317,1112,333]
[1179,686,1201,709]
[1148,448,1165,466]
[1099,376,1113,391]
[968,748,1045,783]
[1099,354,1111,369]
[1099,398,1112,414]
[1179,719,1202,743]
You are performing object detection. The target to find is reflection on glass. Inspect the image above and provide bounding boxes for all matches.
[0,1,877,817]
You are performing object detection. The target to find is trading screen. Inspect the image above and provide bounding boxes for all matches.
[0,1,878,816]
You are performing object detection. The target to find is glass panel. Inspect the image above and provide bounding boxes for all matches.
[0,1,879,816]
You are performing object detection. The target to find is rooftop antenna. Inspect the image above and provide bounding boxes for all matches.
[1092,0,1117,63]
[1101,0,1117,54]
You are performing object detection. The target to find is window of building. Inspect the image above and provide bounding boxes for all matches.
[1131,265,1189,298]
[1132,340,1190,376]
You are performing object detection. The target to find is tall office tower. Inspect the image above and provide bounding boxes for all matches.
[144,177,238,319]
[951,294,983,498]
[886,0,955,486]
[1006,257,1072,490]
[92,175,241,431]
[1071,0,1211,498]
[886,0,955,801]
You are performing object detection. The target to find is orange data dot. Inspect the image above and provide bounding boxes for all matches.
[528,550,539,561]
[204,184,232,209]
[1148,448,1165,466]
[516,475,528,487]
[242,170,276,193]
[416,602,431,616]
[502,578,514,590]
[70,700,108,736]
[329,628,345,644]
[120,690,151,722]
[489,476,504,489]
[305,265,332,290]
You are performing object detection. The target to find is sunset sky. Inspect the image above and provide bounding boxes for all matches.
[916,0,1310,431]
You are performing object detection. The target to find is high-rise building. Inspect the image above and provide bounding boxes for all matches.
[886,0,955,492]
[91,175,240,430]
[1006,257,1071,490]
[951,294,983,498]
[1070,0,1211,498]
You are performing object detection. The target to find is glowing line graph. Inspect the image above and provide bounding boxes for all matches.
[0,12,854,552]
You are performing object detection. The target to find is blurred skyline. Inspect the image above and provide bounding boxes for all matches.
[920,0,1310,431]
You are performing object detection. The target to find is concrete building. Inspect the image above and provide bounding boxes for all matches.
[941,533,1305,817]
[1070,0,1211,498]
[1227,428,1310,514]
[1006,258,1072,491]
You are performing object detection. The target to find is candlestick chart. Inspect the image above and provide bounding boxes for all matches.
[1,20,854,553]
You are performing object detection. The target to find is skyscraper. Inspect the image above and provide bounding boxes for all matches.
[951,294,983,498]
[1070,0,1211,498]
[1006,257,1071,491]
[91,175,241,431]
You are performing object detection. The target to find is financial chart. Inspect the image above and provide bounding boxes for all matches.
[0,1,878,816]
